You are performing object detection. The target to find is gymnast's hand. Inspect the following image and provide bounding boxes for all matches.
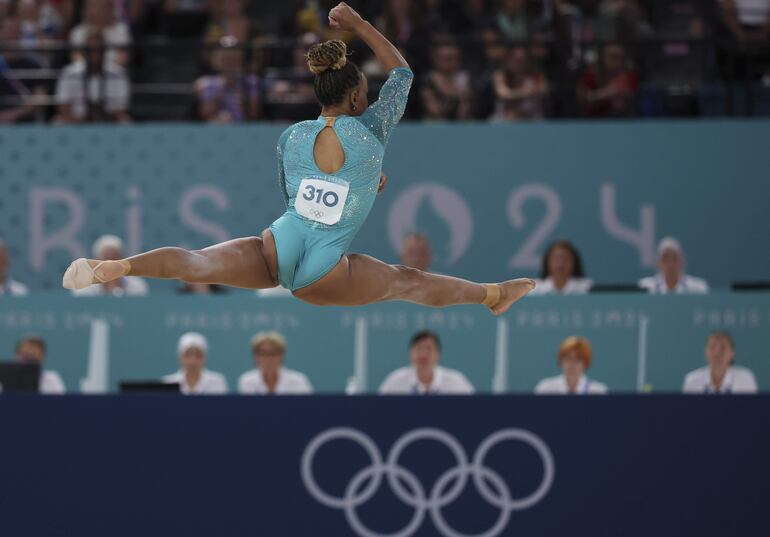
[377,173,388,195]
[328,2,364,32]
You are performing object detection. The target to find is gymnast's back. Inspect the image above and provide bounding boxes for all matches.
[276,67,413,235]
[268,66,413,291]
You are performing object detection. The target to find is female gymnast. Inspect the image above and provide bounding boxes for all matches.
[63,2,535,315]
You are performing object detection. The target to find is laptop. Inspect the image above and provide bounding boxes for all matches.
[0,362,41,393]
[119,381,181,394]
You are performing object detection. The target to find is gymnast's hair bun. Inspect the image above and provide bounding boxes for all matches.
[306,40,348,75]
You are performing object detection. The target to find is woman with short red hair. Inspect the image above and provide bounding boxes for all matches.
[535,336,608,394]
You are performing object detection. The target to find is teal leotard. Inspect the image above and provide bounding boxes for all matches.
[269,67,413,291]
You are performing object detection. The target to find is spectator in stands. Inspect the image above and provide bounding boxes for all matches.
[639,237,709,294]
[577,42,638,117]
[54,32,131,124]
[15,335,65,394]
[195,37,261,123]
[69,0,132,67]
[491,45,549,120]
[376,0,428,73]
[683,331,758,394]
[496,0,530,41]
[535,336,608,394]
[16,0,46,45]
[595,0,652,42]
[420,41,474,120]
[163,332,228,394]
[71,235,148,296]
[178,282,226,294]
[531,240,592,295]
[464,0,495,33]
[0,239,28,295]
[238,331,313,394]
[0,16,47,124]
[399,232,433,272]
[719,0,770,44]
[263,32,317,120]
[207,0,252,41]
[379,330,474,394]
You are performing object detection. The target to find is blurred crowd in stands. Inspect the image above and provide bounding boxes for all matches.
[1,0,769,123]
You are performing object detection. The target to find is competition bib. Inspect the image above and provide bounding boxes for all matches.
[294,176,349,225]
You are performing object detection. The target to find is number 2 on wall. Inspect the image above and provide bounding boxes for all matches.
[507,184,562,269]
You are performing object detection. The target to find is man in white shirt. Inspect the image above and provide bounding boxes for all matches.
[535,336,608,394]
[238,331,313,394]
[15,336,65,394]
[683,331,758,394]
[379,331,474,395]
[163,332,228,394]
[400,233,433,272]
[72,235,148,297]
[55,32,130,124]
[639,237,709,295]
[0,240,28,296]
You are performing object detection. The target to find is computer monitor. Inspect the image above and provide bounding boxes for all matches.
[0,362,41,393]
[119,381,181,394]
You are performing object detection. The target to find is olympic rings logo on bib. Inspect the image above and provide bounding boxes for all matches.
[301,426,556,537]
[295,176,350,225]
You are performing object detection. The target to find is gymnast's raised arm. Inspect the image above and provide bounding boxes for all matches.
[328,3,410,72]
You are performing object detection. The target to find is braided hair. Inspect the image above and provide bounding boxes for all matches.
[306,40,362,107]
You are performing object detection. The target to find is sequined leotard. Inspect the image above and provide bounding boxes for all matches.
[269,67,413,291]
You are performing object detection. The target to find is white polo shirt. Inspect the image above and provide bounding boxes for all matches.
[55,60,130,120]
[379,366,474,395]
[255,286,293,298]
[162,369,228,395]
[39,370,66,394]
[534,374,608,394]
[639,273,709,294]
[238,367,313,394]
[72,276,148,296]
[0,279,28,296]
[683,366,758,394]
[530,277,593,295]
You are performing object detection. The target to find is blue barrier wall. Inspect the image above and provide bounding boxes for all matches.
[1,395,768,537]
[1,294,769,393]
[1,121,769,291]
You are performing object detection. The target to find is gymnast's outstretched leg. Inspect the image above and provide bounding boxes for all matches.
[293,253,534,315]
[62,236,277,290]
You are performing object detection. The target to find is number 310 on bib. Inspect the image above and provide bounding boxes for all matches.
[294,177,350,225]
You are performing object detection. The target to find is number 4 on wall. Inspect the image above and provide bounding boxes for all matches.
[507,182,655,270]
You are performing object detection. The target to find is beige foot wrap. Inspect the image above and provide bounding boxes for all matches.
[482,283,501,310]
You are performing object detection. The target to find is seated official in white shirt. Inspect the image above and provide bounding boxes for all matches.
[531,240,593,295]
[238,330,313,394]
[639,237,709,295]
[379,330,474,395]
[400,232,434,272]
[15,335,65,394]
[72,235,148,297]
[0,240,29,296]
[163,332,228,395]
[535,336,608,394]
[683,331,758,394]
